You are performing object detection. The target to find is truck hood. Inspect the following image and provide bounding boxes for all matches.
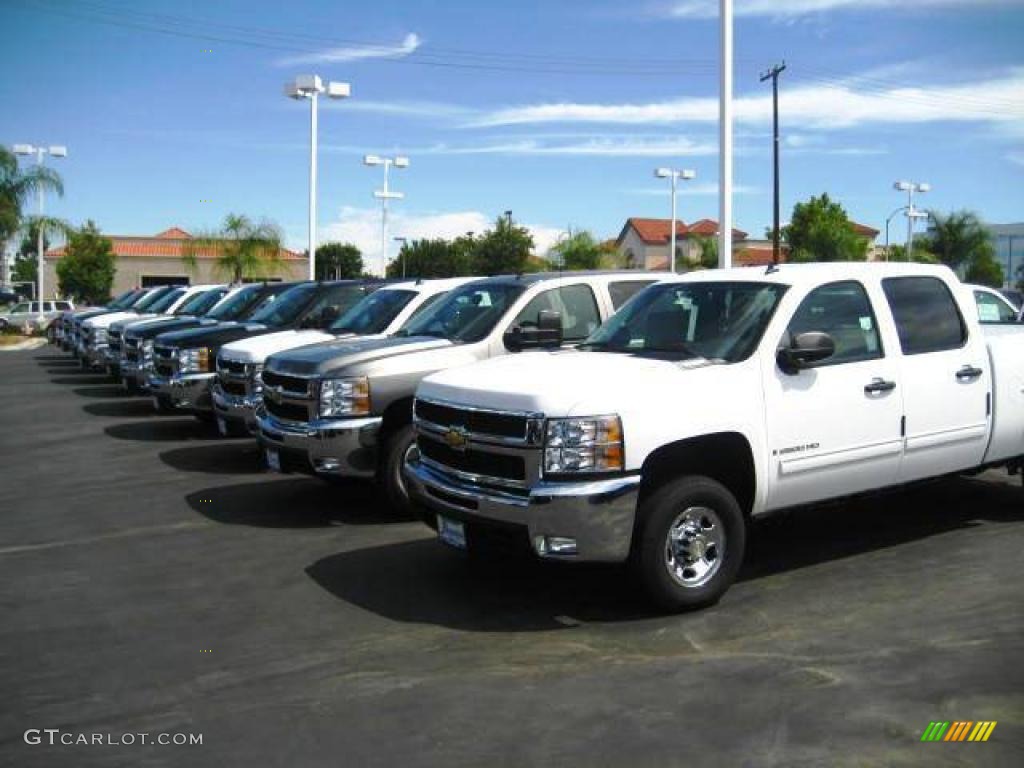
[85,311,147,329]
[219,329,343,364]
[266,335,453,377]
[112,314,168,334]
[126,316,206,339]
[419,349,723,417]
[155,321,271,350]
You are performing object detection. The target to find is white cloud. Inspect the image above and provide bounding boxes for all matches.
[319,206,565,269]
[332,99,473,120]
[276,33,421,66]
[657,0,1021,19]
[470,69,1024,132]
[322,136,718,158]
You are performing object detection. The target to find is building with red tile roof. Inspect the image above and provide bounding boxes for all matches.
[44,226,306,296]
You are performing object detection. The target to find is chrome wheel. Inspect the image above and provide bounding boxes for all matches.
[664,506,725,588]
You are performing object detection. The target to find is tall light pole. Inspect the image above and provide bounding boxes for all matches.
[655,167,696,272]
[285,75,351,280]
[719,0,733,268]
[364,154,409,277]
[893,180,930,259]
[884,206,909,261]
[393,236,408,278]
[13,143,66,320]
[760,62,786,265]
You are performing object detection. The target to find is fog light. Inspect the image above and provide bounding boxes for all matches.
[315,458,341,472]
[533,535,578,557]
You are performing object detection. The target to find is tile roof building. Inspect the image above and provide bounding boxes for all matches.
[44,227,307,297]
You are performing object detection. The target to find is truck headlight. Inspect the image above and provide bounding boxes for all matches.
[544,415,624,474]
[178,347,211,373]
[319,376,370,418]
[141,340,155,368]
[250,364,264,395]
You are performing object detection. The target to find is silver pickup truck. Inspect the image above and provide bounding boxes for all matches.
[257,271,666,511]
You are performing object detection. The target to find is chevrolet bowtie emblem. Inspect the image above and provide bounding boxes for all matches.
[443,425,470,452]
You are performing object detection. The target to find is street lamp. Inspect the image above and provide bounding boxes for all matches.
[13,143,67,321]
[364,154,409,277]
[654,167,696,272]
[393,236,408,278]
[286,74,351,280]
[884,206,908,261]
[893,180,931,259]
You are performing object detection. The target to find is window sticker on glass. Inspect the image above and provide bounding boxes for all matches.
[859,316,873,331]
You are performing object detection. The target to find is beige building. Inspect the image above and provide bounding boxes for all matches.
[44,227,307,298]
[616,217,880,270]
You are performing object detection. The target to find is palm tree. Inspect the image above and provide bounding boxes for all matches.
[0,146,65,245]
[922,210,994,273]
[183,214,284,284]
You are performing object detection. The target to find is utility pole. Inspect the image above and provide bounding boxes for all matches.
[719,0,733,268]
[760,61,786,265]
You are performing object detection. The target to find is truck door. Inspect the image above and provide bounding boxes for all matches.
[881,276,990,482]
[764,280,904,510]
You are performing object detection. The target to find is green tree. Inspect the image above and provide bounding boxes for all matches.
[473,216,534,275]
[690,235,719,270]
[783,194,870,263]
[387,238,471,278]
[547,228,602,270]
[183,213,283,284]
[0,146,64,246]
[886,242,938,263]
[13,216,73,284]
[920,210,994,274]
[314,242,363,280]
[965,252,1004,287]
[55,221,116,304]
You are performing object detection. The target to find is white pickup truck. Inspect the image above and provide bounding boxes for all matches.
[405,263,1024,611]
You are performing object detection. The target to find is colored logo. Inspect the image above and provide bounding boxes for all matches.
[921,721,997,742]
[443,425,469,452]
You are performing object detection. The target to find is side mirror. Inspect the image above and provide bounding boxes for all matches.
[777,331,835,375]
[504,309,563,352]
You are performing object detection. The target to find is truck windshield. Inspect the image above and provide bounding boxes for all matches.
[248,283,318,327]
[397,283,525,343]
[581,281,788,363]
[132,288,174,311]
[175,288,226,316]
[330,289,417,335]
[109,290,140,309]
[145,288,187,313]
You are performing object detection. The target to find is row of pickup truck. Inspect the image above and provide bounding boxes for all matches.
[56,263,1024,610]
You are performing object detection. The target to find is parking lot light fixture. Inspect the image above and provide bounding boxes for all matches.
[12,143,67,319]
[654,167,696,273]
[286,75,351,280]
[893,180,930,259]
[365,155,409,277]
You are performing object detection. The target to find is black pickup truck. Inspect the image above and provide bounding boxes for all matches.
[149,280,380,418]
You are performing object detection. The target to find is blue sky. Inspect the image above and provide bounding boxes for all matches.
[1,0,1022,268]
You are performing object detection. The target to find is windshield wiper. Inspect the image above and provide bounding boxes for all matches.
[635,344,699,359]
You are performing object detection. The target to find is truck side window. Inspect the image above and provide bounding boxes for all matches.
[514,284,601,341]
[882,276,967,355]
[974,290,1017,324]
[405,292,444,322]
[785,281,882,365]
[609,280,655,310]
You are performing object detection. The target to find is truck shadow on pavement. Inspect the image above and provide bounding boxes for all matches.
[104,419,223,442]
[83,399,162,418]
[72,385,130,399]
[160,441,261,475]
[304,476,1022,631]
[185,477,412,528]
[50,375,110,386]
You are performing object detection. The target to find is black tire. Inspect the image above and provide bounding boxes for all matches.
[632,475,746,612]
[380,423,416,515]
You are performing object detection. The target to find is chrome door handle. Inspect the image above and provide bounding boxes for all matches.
[864,378,896,394]
[956,365,983,381]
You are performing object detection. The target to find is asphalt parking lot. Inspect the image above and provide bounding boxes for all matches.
[2,347,1023,767]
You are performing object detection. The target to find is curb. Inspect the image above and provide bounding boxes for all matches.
[0,338,49,352]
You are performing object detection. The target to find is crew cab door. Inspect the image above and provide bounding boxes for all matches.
[881,276,990,482]
[764,280,904,510]
[493,282,603,357]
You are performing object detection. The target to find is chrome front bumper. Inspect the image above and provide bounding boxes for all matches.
[84,344,110,368]
[120,359,153,390]
[256,411,382,477]
[212,384,261,435]
[404,457,641,562]
[148,372,216,412]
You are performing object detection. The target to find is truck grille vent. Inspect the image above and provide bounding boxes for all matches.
[414,400,528,440]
